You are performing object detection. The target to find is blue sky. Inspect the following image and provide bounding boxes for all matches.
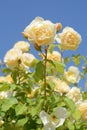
[0,0,87,89]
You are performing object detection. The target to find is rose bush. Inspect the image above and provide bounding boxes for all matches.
[0,17,87,130]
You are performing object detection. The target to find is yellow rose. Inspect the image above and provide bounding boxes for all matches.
[0,76,7,83]
[21,53,37,67]
[54,79,70,94]
[78,101,87,121]
[47,51,63,62]
[23,17,56,46]
[0,75,13,83]
[5,75,14,83]
[64,66,80,84]
[40,51,63,64]
[4,48,22,68]
[58,27,82,50]
[47,76,70,94]
[66,87,82,103]
[13,41,30,53]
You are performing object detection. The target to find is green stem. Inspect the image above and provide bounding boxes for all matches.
[44,47,48,111]
[60,49,63,63]
[44,47,48,100]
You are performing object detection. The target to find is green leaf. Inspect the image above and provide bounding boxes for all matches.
[54,61,65,74]
[15,103,27,116]
[64,97,76,112]
[82,91,87,100]
[64,57,70,64]
[9,84,17,90]
[82,67,87,74]
[2,68,11,75]
[47,59,55,67]
[72,54,81,66]
[1,97,18,112]
[48,44,55,53]
[67,120,75,130]
[0,83,10,91]
[46,80,55,90]
[34,61,44,81]
[16,117,28,127]
[57,44,62,51]
[81,55,87,64]
[29,107,38,117]
[72,109,81,121]
[75,121,82,129]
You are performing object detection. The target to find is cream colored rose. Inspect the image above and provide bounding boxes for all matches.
[13,41,30,53]
[47,76,70,94]
[0,76,7,83]
[54,79,70,93]
[4,48,22,68]
[6,75,14,83]
[23,17,56,46]
[58,27,82,50]
[78,101,87,121]
[47,51,63,62]
[0,75,13,83]
[21,53,37,67]
[66,87,82,103]
[40,51,63,63]
[64,66,80,84]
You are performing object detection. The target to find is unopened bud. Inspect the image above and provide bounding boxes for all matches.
[34,43,41,51]
[82,66,86,70]
[22,32,29,39]
[55,23,62,32]
[0,60,2,65]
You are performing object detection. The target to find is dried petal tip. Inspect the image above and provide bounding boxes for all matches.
[22,32,29,39]
[56,23,62,32]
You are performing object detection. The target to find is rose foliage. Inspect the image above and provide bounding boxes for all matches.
[0,17,87,130]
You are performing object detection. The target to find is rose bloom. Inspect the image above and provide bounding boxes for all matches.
[47,76,70,94]
[21,53,37,67]
[40,51,63,64]
[13,41,30,53]
[54,79,70,94]
[66,87,82,103]
[0,75,13,84]
[4,48,22,68]
[23,17,56,46]
[0,76,8,83]
[64,66,80,84]
[58,27,82,50]
[78,100,87,121]
[47,51,63,62]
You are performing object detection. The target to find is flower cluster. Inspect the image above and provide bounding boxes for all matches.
[4,41,37,69]
[0,17,87,130]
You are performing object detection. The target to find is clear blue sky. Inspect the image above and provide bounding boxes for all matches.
[0,0,87,89]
